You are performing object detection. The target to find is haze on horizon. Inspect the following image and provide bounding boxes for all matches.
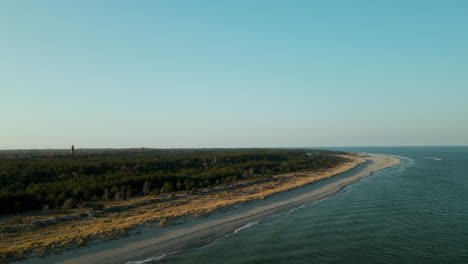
[1,1,467,149]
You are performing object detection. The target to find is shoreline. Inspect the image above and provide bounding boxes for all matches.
[14,153,400,264]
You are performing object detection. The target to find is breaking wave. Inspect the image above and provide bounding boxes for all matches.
[425,157,443,161]
[234,221,259,234]
[125,254,167,264]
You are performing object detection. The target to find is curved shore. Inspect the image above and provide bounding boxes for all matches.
[15,153,400,264]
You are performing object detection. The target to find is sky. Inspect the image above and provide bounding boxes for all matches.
[1,0,467,149]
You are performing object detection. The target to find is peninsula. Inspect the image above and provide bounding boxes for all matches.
[0,149,400,263]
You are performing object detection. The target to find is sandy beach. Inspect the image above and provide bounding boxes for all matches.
[14,153,399,264]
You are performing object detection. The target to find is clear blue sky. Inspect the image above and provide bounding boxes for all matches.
[1,0,467,149]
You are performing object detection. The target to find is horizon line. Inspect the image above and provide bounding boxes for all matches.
[1,145,467,151]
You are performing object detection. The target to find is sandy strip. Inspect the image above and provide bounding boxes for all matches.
[16,154,400,264]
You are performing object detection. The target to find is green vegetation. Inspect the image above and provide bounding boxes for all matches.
[0,149,346,215]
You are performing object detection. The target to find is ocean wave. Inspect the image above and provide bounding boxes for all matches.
[342,185,352,193]
[234,221,259,234]
[288,197,329,214]
[125,254,167,264]
[339,185,353,196]
[388,154,414,162]
[425,157,443,161]
[288,204,307,213]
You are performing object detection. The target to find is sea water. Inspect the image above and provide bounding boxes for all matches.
[137,147,468,264]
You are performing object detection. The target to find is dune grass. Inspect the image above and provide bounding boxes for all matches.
[0,155,365,261]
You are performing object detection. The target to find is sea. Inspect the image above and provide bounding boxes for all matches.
[137,147,468,264]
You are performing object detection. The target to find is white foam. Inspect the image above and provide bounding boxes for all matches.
[288,196,329,214]
[341,185,352,195]
[425,157,443,161]
[234,221,258,234]
[288,204,306,213]
[125,254,166,264]
[388,154,414,162]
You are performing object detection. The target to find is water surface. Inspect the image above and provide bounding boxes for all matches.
[142,147,468,264]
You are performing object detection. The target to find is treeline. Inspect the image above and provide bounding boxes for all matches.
[0,149,347,214]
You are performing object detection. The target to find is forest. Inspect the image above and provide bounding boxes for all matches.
[0,149,347,214]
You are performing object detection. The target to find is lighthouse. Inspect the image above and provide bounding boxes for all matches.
[71,145,75,155]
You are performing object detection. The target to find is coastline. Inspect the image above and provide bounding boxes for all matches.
[14,153,400,264]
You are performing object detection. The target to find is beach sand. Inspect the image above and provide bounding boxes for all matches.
[15,153,400,264]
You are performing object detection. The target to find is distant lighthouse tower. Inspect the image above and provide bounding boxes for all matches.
[71,145,75,155]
